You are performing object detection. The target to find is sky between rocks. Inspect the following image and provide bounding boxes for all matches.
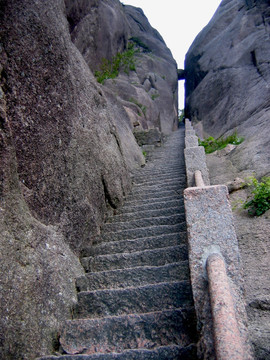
[123,0,222,108]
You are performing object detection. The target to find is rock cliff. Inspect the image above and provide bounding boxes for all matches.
[66,0,178,135]
[185,1,270,358]
[185,0,270,178]
[0,0,178,358]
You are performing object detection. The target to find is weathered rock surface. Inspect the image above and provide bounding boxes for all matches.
[0,73,84,359]
[66,0,179,135]
[0,0,178,359]
[185,0,270,178]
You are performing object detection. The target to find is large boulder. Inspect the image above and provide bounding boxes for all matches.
[185,0,270,178]
[66,0,179,135]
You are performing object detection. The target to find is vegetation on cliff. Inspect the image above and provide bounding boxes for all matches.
[244,176,270,216]
[198,131,244,154]
[94,42,137,84]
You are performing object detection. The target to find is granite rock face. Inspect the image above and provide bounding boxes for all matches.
[185,0,270,178]
[66,0,179,135]
[0,0,178,359]
[0,74,84,359]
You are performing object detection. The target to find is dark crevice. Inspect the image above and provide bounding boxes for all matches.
[184,53,208,99]
[102,175,117,209]
[251,50,263,76]
[111,129,124,157]
[67,16,76,33]
[251,50,258,67]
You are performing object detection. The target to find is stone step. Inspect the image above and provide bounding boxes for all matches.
[132,165,185,174]
[117,198,184,214]
[74,281,193,319]
[123,194,183,208]
[130,182,185,195]
[145,158,184,163]
[101,214,185,233]
[81,245,188,272]
[96,222,186,242]
[149,155,184,159]
[58,308,197,355]
[37,344,197,359]
[132,176,184,187]
[130,176,185,186]
[76,262,190,292]
[132,168,185,177]
[87,232,187,257]
[36,129,198,360]
[140,158,184,163]
[142,166,185,171]
[131,169,185,179]
[106,205,185,223]
[144,162,185,166]
[134,173,185,181]
[125,189,182,201]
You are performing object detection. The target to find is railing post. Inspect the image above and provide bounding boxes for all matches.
[194,170,205,187]
[207,253,245,360]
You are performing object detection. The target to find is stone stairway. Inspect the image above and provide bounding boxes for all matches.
[39,127,198,360]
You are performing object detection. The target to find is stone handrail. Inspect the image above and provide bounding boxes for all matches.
[183,119,253,359]
[207,253,245,360]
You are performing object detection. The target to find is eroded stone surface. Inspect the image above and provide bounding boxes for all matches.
[60,309,197,355]
[74,281,192,319]
[38,345,197,359]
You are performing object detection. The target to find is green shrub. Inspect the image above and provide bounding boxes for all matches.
[95,42,138,84]
[129,37,151,53]
[243,176,270,216]
[198,131,244,154]
[129,97,147,116]
[151,92,159,101]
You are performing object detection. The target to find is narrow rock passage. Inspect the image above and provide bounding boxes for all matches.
[39,127,198,360]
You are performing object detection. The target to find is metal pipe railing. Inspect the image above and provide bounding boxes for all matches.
[207,253,245,360]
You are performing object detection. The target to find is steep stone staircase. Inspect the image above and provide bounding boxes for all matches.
[39,127,198,360]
